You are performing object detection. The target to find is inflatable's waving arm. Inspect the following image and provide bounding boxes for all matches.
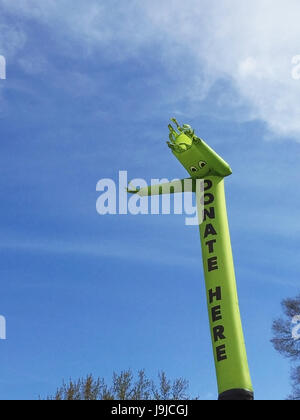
[127,178,195,196]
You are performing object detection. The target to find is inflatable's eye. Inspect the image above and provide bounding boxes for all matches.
[199,161,207,169]
[190,166,198,173]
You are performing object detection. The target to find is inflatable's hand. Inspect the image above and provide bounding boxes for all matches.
[126,183,140,194]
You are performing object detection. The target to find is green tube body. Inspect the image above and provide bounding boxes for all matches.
[129,118,254,399]
[198,176,253,399]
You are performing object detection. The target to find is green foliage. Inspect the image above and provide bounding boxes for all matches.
[271,294,300,400]
[45,370,191,401]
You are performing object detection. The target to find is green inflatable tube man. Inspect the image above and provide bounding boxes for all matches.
[128,119,254,400]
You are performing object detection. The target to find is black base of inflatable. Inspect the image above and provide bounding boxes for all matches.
[218,389,254,400]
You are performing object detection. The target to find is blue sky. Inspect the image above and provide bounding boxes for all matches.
[0,0,300,400]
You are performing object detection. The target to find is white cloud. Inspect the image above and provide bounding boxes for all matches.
[142,0,300,138]
[0,235,199,268]
[1,0,300,138]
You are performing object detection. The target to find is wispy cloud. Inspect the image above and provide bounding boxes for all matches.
[0,235,199,268]
[1,0,300,138]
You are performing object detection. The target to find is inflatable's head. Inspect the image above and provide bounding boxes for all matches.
[167,118,232,179]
